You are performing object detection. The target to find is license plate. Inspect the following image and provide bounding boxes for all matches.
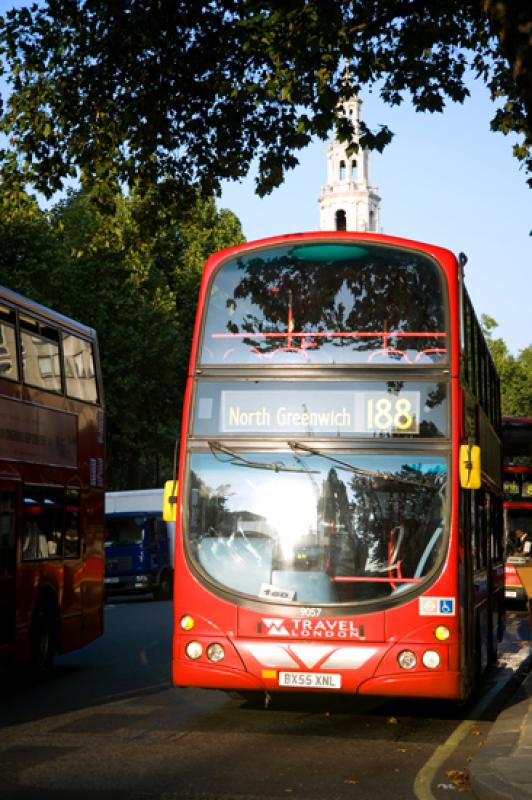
[279,672,342,689]
[505,590,518,598]
[104,577,120,584]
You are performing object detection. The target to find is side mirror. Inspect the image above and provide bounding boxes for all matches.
[459,444,481,490]
[163,479,178,522]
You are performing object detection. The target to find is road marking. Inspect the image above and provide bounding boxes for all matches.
[414,645,532,800]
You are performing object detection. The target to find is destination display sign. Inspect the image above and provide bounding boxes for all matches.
[503,480,520,496]
[503,478,532,499]
[193,380,448,438]
[220,389,420,435]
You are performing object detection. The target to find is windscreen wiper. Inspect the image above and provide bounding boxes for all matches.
[208,440,319,474]
[287,441,425,487]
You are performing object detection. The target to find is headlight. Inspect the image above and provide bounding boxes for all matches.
[185,641,203,660]
[207,643,225,662]
[422,650,441,669]
[397,650,417,670]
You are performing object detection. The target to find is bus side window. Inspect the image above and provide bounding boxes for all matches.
[490,494,503,563]
[474,490,487,571]
[469,492,478,570]
[20,316,62,393]
[64,488,81,559]
[0,304,18,381]
[63,334,98,403]
[22,488,63,560]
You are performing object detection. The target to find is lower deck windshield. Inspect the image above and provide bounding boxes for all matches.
[187,451,447,606]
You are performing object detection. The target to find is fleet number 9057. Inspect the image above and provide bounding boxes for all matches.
[299,607,322,617]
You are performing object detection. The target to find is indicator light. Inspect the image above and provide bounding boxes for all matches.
[397,650,417,670]
[185,641,203,660]
[206,643,225,662]
[434,625,450,641]
[422,650,441,669]
[180,615,195,631]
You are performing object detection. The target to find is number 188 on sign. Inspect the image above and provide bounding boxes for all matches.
[364,391,420,434]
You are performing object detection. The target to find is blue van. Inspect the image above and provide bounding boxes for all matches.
[104,489,174,600]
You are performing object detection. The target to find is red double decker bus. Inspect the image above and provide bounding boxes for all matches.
[166,232,503,701]
[502,417,532,602]
[0,285,105,676]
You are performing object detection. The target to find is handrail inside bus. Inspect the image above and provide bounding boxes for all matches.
[209,330,448,362]
[330,576,424,584]
[211,331,447,339]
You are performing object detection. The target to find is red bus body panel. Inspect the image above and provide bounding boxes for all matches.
[172,232,500,701]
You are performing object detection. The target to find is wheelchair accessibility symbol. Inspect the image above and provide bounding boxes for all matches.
[419,597,456,616]
[439,599,455,615]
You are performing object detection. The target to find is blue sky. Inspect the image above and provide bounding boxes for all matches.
[220,80,532,356]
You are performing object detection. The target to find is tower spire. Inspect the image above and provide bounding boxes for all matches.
[318,95,381,232]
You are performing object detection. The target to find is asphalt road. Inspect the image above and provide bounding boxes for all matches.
[0,599,530,800]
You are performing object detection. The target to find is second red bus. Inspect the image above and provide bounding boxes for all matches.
[0,286,105,676]
[502,417,532,602]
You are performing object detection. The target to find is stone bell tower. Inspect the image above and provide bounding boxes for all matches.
[319,96,381,232]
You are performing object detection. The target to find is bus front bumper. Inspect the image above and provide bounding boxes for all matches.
[172,634,462,700]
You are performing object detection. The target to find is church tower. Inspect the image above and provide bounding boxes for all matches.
[319,97,381,232]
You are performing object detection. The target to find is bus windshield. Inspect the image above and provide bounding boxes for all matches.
[201,242,448,366]
[187,451,447,606]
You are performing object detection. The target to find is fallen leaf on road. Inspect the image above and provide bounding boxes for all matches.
[446,769,468,787]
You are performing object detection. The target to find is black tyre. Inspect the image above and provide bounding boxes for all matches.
[30,603,56,677]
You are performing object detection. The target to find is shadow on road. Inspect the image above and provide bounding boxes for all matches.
[0,599,174,728]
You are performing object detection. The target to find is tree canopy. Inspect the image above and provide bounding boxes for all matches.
[0,1,530,204]
[482,314,532,417]
[0,183,244,488]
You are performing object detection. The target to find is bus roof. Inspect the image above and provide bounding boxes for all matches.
[200,231,459,278]
[0,284,97,340]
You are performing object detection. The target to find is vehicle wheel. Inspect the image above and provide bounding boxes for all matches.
[228,690,269,708]
[30,603,56,678]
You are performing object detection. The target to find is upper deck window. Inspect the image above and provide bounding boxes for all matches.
[64,334,98,403]
[0,304,18,381]
[20,315,61,392]
[201,242,448,366]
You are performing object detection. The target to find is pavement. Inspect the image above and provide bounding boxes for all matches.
[469,604,532,800]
